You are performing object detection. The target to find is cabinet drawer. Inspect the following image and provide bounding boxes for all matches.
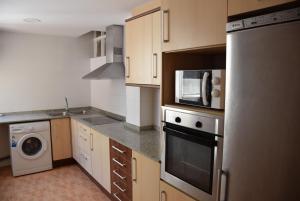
[79,150,92,175]
[112,185,131,201]
[111,179,132,200]
[78,122,90,136]
[111,167,132,185]
[78,131,91,152]
[111,152,132,175]
[110,139,132,160]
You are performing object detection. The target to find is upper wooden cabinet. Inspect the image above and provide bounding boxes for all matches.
[50,118,72,161]
[125,10,162,86]
[161,0,227,52]
[228,0,296,16]
[132,151,160,201]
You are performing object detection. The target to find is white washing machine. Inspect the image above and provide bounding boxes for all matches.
[9,121,53,176]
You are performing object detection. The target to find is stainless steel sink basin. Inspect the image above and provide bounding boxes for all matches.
[82,116,120,126]
[47,110,69,117]
[47,109,94,117]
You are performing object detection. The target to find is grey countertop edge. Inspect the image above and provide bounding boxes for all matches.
[71,116,161,162]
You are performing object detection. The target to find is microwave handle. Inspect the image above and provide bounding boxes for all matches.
[202,72,209,106]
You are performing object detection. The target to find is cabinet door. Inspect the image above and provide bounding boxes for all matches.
[50,118,72,161]
[91,130,111,193]
[71,119,79,162]
[160,181,196,201]
[125,14,153,85]
[228,0,295,16]
[132,151,160,201]
[162,0,226,52]
[151,11,162,86]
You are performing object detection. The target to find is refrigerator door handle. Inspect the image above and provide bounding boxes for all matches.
[217,169,228,201]
[202,72,209,106]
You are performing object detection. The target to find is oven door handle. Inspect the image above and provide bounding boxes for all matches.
[202,72,209,106]
[163,126,218,147]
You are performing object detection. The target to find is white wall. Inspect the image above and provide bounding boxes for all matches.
[0,31,91,113]
[90,57,126,116]
[126,86,161,128]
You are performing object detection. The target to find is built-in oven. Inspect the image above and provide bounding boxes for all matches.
[175,70,225,109]
[161,107,224,201]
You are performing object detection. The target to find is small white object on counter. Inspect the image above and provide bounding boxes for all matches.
[0,113,4,117]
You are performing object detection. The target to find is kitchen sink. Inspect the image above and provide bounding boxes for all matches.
[47,110,68,117]
[82,116,120,126]
[47,109,93,117]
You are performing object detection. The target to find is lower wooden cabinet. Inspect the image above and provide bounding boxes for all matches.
[91,129,111,193]
[132,151,160,201]
[160,181,196,201]
[71,119,79,162]
[71,120,111,193]
[50,118,72,161]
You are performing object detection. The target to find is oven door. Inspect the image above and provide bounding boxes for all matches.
[161,122,223,201]
[175,70,212,107]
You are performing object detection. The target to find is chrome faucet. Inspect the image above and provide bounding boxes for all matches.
[65,97,69,112]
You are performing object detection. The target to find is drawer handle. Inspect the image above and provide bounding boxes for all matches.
[112,145,125,154]
[113,182,126,192]
[80,135,87,141]
[113,170,126,180]
[112,158,125,167]
[113,193,122,201]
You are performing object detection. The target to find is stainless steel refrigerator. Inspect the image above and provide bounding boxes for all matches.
[221,7,300,201]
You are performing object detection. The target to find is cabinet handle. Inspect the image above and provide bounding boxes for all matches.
[112,158,125,167]
[125,56,130,78]
[153,53,158,78]
[112,145,125,154]
[113,193,122,201]
[132,157,137,182]
[113,182,126,192]
[113,170,126,180]
[90,133,93,151]
[161,191,167,201]
[162,10,170,42]
[217,169,228,201]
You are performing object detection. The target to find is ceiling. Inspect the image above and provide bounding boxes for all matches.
[0,0,149,37]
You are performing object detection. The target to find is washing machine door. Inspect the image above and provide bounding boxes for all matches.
[17,133,48,160]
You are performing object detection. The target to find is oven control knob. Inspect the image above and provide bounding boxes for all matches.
[212,77,221,85]
[195,121,202,128]
[211,89,221,97]
[175,117,181,123]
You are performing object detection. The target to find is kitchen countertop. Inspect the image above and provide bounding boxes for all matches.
[0,108,161,162]
[0,111,58,124]
[72,115,161,162]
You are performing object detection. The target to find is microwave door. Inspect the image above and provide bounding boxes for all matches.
[179,71,202,106]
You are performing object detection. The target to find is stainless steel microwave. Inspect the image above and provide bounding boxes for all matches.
[175,70,225,109]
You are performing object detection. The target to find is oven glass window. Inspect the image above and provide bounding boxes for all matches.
[165,125,215,194]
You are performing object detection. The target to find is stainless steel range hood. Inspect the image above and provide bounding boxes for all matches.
[82,25,124,79]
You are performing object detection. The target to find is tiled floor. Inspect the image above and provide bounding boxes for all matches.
[0,165,111,201]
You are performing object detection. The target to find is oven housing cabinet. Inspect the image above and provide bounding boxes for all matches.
[160,106,224,201]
